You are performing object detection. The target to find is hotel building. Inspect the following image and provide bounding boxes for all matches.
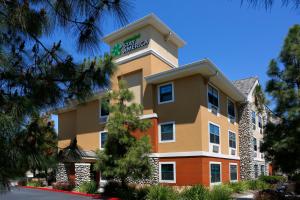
[54,14,271,187]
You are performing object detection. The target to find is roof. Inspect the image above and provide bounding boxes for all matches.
[232,77,258,96]
[145,59,246,102]
[103,13,186,48]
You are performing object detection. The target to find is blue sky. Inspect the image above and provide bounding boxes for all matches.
[50,0,299,131]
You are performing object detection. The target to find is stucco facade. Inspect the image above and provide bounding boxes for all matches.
[55,14,270,187]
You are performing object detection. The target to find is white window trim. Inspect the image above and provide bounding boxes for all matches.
[229,163,238,182]
[208,121,221,153]
[209,161,222,186]
[159,121,176,143]
[227,98,236,123]
[157,82,175,104]
[159,162,176,183]
[99,100,109,124]
[228,130,237,156]
[99,130,108,150]
[207,84,220,116]
[252,110,256,127]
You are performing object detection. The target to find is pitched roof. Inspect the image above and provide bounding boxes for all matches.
[232,77,258,96]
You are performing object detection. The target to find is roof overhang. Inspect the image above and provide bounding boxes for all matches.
[103,13,186,48]
[145,59,246,102]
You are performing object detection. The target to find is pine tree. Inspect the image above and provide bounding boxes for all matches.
[0,0,131,187]
[95,81,152,186]
[262,25,300,174]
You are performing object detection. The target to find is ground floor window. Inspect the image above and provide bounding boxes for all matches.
[260,165,265,176]
[159,162,176,183]
[210,162,221,184]
[229,164,238,182]
[254,164,259,178]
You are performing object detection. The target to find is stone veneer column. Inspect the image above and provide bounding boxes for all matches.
[75,163,91,186]
[56,163,68,182]
[238,103,255,180]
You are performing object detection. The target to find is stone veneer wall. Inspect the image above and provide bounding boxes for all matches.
[238,103,255,180]
[75,163,91,186]
[56,163,68,182]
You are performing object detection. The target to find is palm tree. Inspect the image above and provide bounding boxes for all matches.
[241,0,300,9]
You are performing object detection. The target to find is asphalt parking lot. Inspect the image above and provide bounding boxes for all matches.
[0,187,92,200]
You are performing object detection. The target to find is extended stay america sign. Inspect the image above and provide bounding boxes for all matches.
[111,33,149,57]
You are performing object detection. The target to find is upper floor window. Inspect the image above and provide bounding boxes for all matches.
[253,137,257,151]
[208,85,219,114]
[258,115,263,129]
[159,122,175,143]
[209,123,220,145]
[158,83,174,104]
[100,99,109,123]
[252,111,256,130]
[100,131,108,149]
[210,163,221,184]
[227,99,235,121]
[159,162,176,183]
[229,131,236,149]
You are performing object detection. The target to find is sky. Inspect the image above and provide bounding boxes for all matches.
[50,0,300,131]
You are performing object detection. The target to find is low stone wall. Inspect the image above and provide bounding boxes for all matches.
[75,163,91,186]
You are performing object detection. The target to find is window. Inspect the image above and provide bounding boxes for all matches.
[209,123,220,144]
[208,85,219,113]
[158,83,174,104]
[230,164,238,182]
[210,163,221,184]
[253,137,257,151]
[227,99,235,121]
[100,131,108,149]
[260,165,265,176]
[229,131,236,149]
[252,111,256,129]
[258,116,263,129]
[100,99,109,123]
[254,164,259,178]
[259,141,263,152]
[159,122,175,143]
[159,162,176,183]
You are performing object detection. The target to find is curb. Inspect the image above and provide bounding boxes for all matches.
[21,186,101,198]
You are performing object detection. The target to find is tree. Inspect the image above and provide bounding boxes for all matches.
[0,0,131,187]
[95,81,152,186]
[261,25,300,174]
[241,0,300,10]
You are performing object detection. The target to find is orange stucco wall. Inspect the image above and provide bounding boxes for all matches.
[159,157,240,186]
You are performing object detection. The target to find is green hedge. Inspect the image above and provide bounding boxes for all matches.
[259,175,287,184]
[77,181,98,194]
[26,180,43,187]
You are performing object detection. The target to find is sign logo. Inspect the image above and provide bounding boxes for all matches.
[111,33,149,57]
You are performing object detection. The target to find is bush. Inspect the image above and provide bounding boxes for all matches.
[180,185,208,200]
[226,181,248,193]
[78,181,97,194]
[52,181,75,191]
[246,180,270,190]
[259,176,287,184]
[146,185,179,200]
[26,180,43,187]
[209,185,233,200]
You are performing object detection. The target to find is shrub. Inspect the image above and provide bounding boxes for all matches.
[78,181,97,194]
[52,181,75,191]
[226,181,248,193]
[209,185,233,200]
[246,180,270,190]
[259,176,287,184]
[146,185,179,200]
[180,185,208,200]
[103,181,146,200]
[26,180,43,187]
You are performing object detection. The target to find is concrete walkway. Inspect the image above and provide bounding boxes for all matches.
[232,191,255,200]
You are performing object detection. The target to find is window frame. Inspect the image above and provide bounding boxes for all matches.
[253,137,257,152]
[227,98,236,122]
[252,110,256,129]
[209,161,222,185]
[260,165,265,176]
[99,99,109,124]
[207,84,220,114]
[157,82,175,105]
[258,115,263,129]
[208,122,221,153]
[99,131,108,150]
[159,121,176,143]
[159,162,176,183]
[229,163,238,182]
[228,130,237,156]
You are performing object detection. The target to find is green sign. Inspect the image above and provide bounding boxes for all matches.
[111,33,149,57]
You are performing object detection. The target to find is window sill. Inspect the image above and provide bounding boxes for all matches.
[159,180,176,183]
[159,140,176,144]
